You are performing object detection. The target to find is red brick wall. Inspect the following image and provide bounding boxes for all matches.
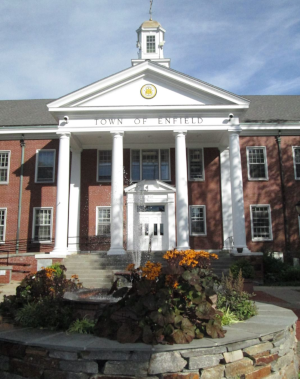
[188,148,223,250]
[0,268,11,284]
[240,135,300,255]
[0,140,58,254]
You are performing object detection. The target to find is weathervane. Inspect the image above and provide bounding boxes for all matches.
[149,0,153,20]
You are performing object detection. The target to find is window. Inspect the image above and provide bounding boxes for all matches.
[250,205,272,241]
[188,149,204,180]
[131,149,170,181]
[293,147,300,180]
[247,147,268,180]
[0,151,10,184]
[146,35,156,53]
[98,151,112,181]
[0,209,7,242]
[97,207,111,236]
[32,208,53,242]
[35,150,55,183]
[189,206,206,236]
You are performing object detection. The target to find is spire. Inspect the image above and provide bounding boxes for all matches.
[149,0,153,21]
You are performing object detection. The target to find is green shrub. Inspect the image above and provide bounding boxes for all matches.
[217,271,257,321]
[218,308,240,326]
[263,252,300,283]
[68,317,95,334]
[280,267,300,282]
[15,298,73,330]
[230,259,255,280]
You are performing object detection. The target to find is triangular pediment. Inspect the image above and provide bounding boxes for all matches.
[125,180,176,194]
[48,61,249,114]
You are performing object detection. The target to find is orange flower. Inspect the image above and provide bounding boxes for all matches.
[141,261,162,281]
[126,263,135,271]
[163,249,217,267]
[71,274,79,279]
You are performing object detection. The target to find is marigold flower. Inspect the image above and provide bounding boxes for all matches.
[141,261,162,281]
[126,263,135,271]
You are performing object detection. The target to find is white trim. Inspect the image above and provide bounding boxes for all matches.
[189,205,207,236]
[32,207,53,243]
[96,206,111,236]
[292,146,300,180]
[0,151,11,185]
[250,204,273,241]
[130,148,171,182]
[35,149,56,183]
[96,149,112,183]
[246,146,268,181]
[188,148,205,181]
[0,208,7,243]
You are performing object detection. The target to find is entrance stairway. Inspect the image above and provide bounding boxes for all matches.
[63,251,233,289]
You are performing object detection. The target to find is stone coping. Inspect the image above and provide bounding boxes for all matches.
[0,303,297,353]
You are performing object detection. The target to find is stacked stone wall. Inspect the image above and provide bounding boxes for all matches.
[0,324,298,378]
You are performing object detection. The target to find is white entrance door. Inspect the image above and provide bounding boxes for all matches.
[137,205,168,251]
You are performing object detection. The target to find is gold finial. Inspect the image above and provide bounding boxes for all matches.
[149,0,153,21]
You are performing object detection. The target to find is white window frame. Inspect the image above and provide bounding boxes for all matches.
[32,207,53,243]
[35,149,56,183]
[0,151,11,185]
[189,205,207,236]
[188,148,205,181]
[292,146,300,180]
[146,35,156,53]
[250,204,273,241]
[97,150,112,183]
[96,206,111,236]
[130,149,171,182]
[0,208,7,243]
[246,146,268,181]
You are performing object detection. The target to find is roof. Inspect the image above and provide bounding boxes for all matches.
[0,99,56,126]
[240,95,300,123]
[140,20,161,28]
[0,96,300,127]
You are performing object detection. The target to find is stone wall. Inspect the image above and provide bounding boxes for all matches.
[0,324,298,379]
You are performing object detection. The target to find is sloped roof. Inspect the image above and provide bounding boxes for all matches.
[0,96,300,127]
[0,99,55,126]
[240,95,300,123]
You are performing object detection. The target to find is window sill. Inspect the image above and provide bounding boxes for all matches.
[35,181,55,184]
[252,238,273,242]
[0,182,9,185]
[190,234,207,237]
[189,179,205,182]
[32,241,53,244]
[248,178,269,181]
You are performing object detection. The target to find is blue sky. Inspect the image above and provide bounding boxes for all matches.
[1,0,299,100]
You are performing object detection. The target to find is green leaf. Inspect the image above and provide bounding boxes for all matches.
[205,319,226,339]
[150,311,165,327]
[182,271,192,281]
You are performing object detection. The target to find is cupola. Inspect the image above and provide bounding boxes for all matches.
[131,18,170,68]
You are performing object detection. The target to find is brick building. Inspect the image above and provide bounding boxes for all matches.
[0,18,300,261]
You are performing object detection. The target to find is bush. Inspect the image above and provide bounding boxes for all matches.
[95,249,226,344]
[68,317,95,334]
[263,252,300,283]
[280,267,300,282]
[230,259,255,280]
[0,265,82,330]
[217,270,257,321]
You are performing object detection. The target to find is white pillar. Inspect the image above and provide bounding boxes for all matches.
[108,131,125,255]
[174,131,190,250]
[228,129,251,253]
[52,132,71,256]
[219,147,233,250]
[68,148,82,253]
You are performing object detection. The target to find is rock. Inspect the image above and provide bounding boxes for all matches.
[10,358,44,378]
[148,352,187,375]
[240,364,271,379]
[200,365,225,379]
[243,342,273,356]
[0,373,28,379]
[0,343,26,358]
[271,350,294,372]
[284,362,298,379]
[49,351,78,361]
[161,374,199,379]
[0,355,10,371]
[223,350,243,363]
[260,333,274,342]
[25,347,48,357]
[103,361,149,376]
[226,339,260,352]
[252,352,279,365]
[80,351,130,361]
[188,354,223,370]
[59,360,98,374]
[44,371,89,379]
[225,357,253,378]
[180,346,226,358]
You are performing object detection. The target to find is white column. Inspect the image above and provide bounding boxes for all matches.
[219,147,233,250]
[108,131,125,255]
[52,133,71,256]
[174,131,190,250]
[68,148,82,253]
[228,129,251,253]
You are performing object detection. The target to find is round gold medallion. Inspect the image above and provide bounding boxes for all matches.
[141,84,157,99]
